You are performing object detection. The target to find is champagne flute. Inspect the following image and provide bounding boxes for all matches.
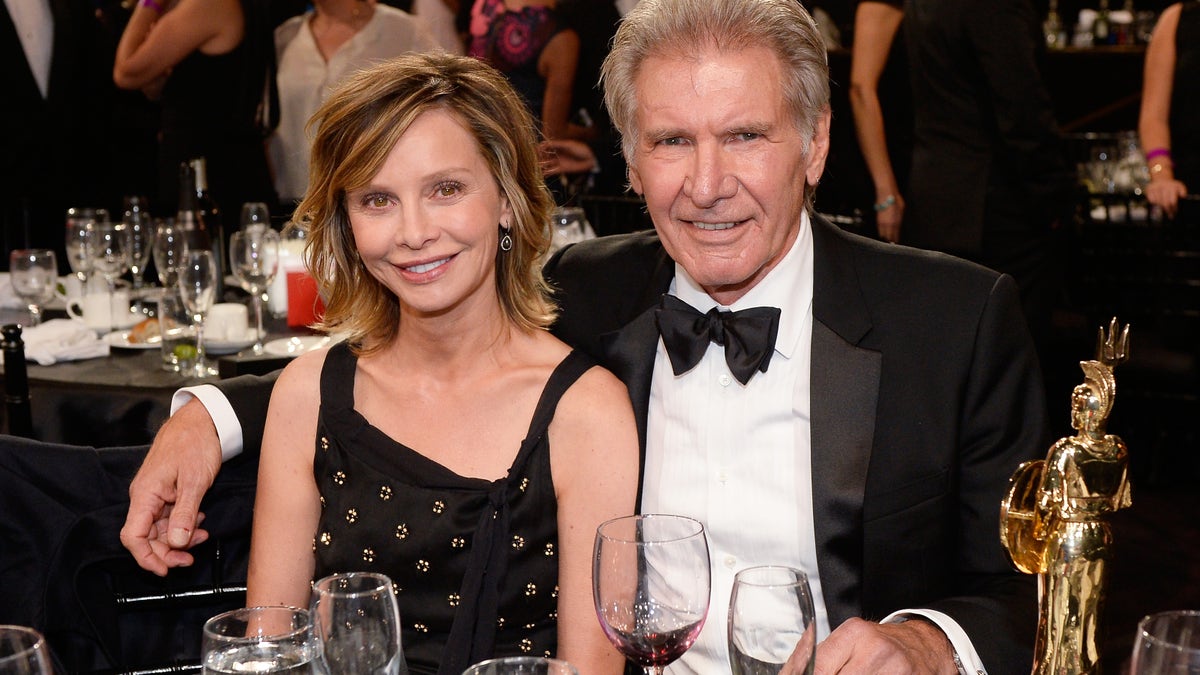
[8,250,58,327]
[593,514,710,675]
[461,657,578,675]
[65,207,96,291]
[177,249,218,378]
[153,217,186,289]
[229,227,280,354]
[0,625,53,675]
[727,566,817,675]
[1131,610,1200,674]
[310,572,406,675]
[123,196,154,312]
[202,606,319,674]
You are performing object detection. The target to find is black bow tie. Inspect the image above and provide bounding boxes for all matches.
[654,294,781,385]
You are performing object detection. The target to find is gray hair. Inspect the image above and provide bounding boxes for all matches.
[601,0,830,164]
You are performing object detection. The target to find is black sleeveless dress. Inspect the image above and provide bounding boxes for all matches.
[312,343,595,675]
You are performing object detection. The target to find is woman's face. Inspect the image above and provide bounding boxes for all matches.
[346,108,511,320]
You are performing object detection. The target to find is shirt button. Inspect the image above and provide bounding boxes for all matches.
[718,374,732,387]
[724,556,737,569]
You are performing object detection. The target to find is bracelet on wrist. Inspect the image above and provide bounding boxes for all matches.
[873,194,896,212]
[141,0,164,13]
[1144,147,1172,162]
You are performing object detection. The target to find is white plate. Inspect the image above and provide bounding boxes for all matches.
[206,332,259,355]
[263,335,334,356]
[105,331,160,350]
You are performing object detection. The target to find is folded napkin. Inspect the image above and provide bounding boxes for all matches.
[0,319,110,366]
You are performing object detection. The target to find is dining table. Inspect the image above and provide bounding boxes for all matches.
[0,296,309,446]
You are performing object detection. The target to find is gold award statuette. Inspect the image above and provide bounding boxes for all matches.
[1001,318,1132,675]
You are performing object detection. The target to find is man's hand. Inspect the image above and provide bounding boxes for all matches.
[120,399,223,575]
[814,618,958,675]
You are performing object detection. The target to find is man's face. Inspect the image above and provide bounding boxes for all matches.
[628,46,829,305]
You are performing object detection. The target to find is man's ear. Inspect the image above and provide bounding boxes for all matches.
[805,108,832,187]
[628,163,644,195]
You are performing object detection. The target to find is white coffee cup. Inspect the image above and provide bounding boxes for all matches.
[207,302,250,341]
[66,290,133,331]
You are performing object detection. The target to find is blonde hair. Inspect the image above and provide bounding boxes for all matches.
[601,0,831,207]
[294,53,556,353]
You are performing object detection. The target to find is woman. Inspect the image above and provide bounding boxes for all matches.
[467,0,581,142]
[1139,0,1199,218]
[245,53,637,675]
[271,0,442,206]
[113,0,276,215]
[848,0,906,243]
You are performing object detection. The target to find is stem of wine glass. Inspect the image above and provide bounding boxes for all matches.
[193,315,207,378]
[27,303,42,327]
[644,667,665,675]
[251,289,265,354]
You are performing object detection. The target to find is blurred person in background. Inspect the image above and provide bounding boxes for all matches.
[1139,0,1198,218]
[114,0,277,217]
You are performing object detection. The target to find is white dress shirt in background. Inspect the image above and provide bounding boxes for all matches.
[6,0,53,98]
[269,5,440,202]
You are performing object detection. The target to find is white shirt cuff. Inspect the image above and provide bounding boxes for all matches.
[171,385,244,463]
[881,608,986,675]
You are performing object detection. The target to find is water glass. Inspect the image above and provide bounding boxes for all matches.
[152,217,186,288]
[727,566,817,675]
[461,657,579,675]
[311,572,406,675]
[1131,610,1200,674]
[202,606,318,674]
[0,625,53,675]
[65,207,97,287]
[158,290,197,373]
[177,250,218,378]
[8,250,58,327]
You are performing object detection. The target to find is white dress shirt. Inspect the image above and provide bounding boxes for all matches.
[6,0,53,98]
[269,5,440,202]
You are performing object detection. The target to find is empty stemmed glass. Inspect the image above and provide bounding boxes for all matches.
[177,249,218,378]
[310,572,406,675]
[1131,610,1200,674]
[462,657,578,674]
[0,625,53,675]
[65,207,97,292]
[8,250,58,327]
[593,514,711,675]
[152,218,186,289]
[727,566,817,675]
[92,219,131,332]
[123,196,154,312]
[229,226,280,354]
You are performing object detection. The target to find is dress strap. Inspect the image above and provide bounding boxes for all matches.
[318,340,357,412]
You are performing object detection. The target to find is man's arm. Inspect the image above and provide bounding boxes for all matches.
[120,372,279,575]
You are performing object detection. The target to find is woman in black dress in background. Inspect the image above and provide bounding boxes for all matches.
[113,0,276,216]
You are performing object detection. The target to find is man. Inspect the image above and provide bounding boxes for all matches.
[122,0,1048,672]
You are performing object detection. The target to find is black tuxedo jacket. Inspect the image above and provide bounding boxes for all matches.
[219,215,1046,673]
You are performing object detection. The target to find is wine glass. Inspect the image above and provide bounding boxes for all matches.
[727,566,817,675]
[92,220,131,332]
[65,207,97,291]
[202,606,319,674]
[461,657,578,675]
[310,572,406,675]
[177,249,218,378]
[1131,610,1200,674]
[241,201,271,231]
[593,514,711,675]
[8,250,58,327]
[123,196,154,311]
[229,227,280,354]
[153,217,186,289]
[0,625,53,675]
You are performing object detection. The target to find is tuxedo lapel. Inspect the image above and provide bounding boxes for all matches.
[807,214,880,627]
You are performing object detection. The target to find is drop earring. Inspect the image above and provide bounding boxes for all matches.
[499,224,513,252]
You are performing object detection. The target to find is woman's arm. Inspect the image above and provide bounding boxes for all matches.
[538,28,581,141]
[113,0,243,91]
[1139,2,1188,217]
[548,366,639,674]
[849,1,905,243]
[245,350,325,610]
